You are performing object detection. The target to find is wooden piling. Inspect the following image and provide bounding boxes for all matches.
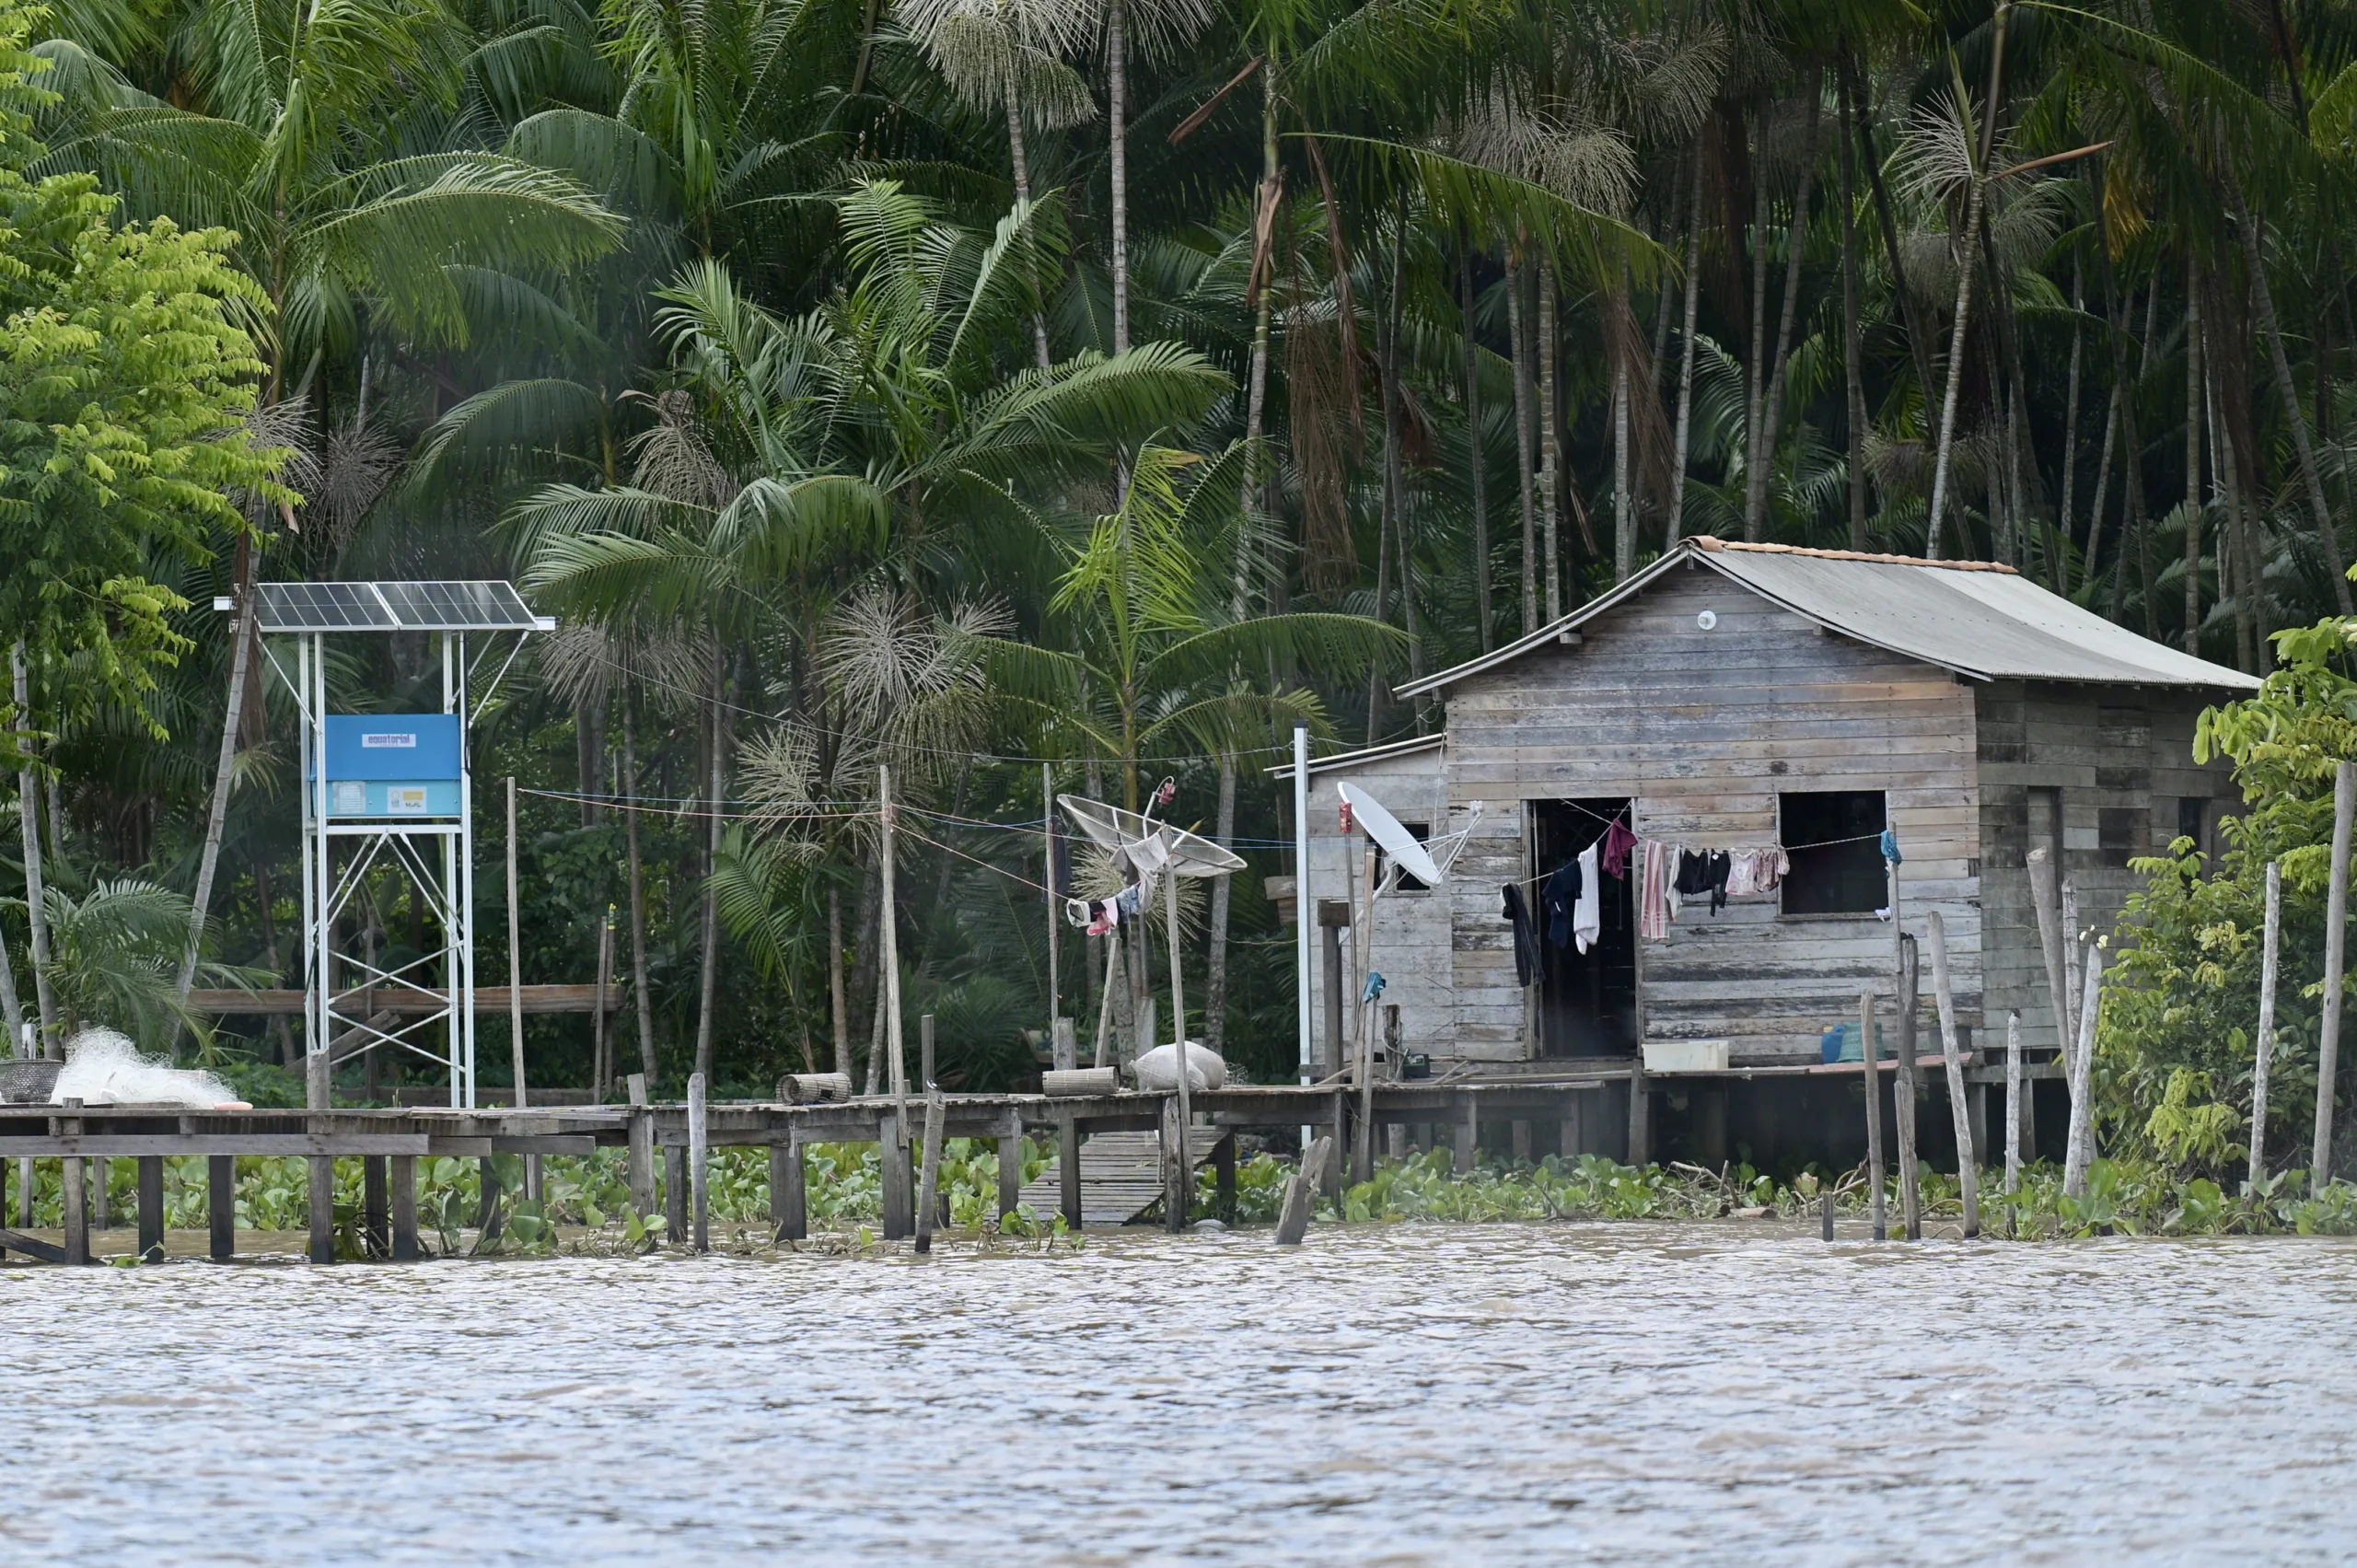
[914,1091,946,1253]
[2253,859,2282,1187]
[1820,1191,1834,1242]
[878,1108,913,1240]
[308,1155,335,1264]
[136,1154,163,1260]
[92,1156,109,1230]
[1160,1096,1188,1231]
[1322,1091,1346,1199]
[664,1145,687,1241]
[2027,847,2072,1073]
[2004,1011,2024,1194]
[1057,1110,1081,1229]
[775,1131,808,1241]
[1627,1061,1651,1167]
[1274,1135,1332,1247]
[1927,912,1979,1238]
[1213,1132,1237,1222]
[1895,935,1922,1240]
[1455,1093,1477,1174]
[208,1154,235,1261]
[625,1073,656,1220]
[1352,844,1378,1183]
[1510,1120,1531,1165]
[2063,943,2103,1197]
[63,1111,93,1262]
[363,1155,389,1259]
[997,1109,1023,1223]
[389,1154,419,1261]
[480,1156,505,1244]
[920,1012,935,1090]
[687,1071,710,1253]
[1860,993,1885,1241]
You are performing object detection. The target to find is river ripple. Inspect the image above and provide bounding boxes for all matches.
[4,1222,2353,1565]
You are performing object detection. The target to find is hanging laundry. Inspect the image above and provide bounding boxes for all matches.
[1880,827,1903,865]
[1502,885,1542,987]
[1725,852,1759,899]
[1543,859,1582,948]
[1753,845,1791,893]
[1706,851,1732,913]
[1639,839,1672,941]
[1601,818,1637,879]
[1115,882,1144,918]
[1573,843,1602,954]
[1673,850,1714,900]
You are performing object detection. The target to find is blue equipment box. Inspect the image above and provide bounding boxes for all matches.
[319,715,463,818]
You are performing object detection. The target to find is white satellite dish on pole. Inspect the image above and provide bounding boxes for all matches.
[1339,783,1443,888]
[1057,795,1244,877]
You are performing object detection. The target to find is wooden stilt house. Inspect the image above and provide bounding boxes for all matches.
[1277,537,2258,1167]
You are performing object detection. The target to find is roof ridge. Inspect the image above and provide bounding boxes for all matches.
[1686,536,2021,575]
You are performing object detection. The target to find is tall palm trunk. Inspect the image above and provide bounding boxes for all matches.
[1107,0,1131,354]
[1003,72,1052,369]
[1746,81,1821,541]
[1923,165,1990,561]
[2058,261,2084,589]
[1506,242,1539,632]
[1538,258,1562,620]
[2182,275,2203,655]
[2237,194,2354,613]
[176,542,258,1022]
[622,694,657,1085]
[1845,55,1939,412]
[1204,755,1235,1053]
[12,646,55,1051]
[1837,91,1869,551]
[1743,140,1769,529]
[1235,73,1276,615]
[1669,146,1702,549]
[1611,261,1632,581]
[1461,233,1492,649]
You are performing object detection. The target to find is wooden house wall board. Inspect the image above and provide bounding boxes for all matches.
[1295,756,1458,1067]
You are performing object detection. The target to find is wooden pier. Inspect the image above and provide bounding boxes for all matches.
[0,1069,1650,1265]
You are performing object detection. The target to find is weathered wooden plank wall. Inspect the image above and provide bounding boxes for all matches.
[1440,569,1981,1064]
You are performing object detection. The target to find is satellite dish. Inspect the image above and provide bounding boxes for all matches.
[1339,783,1444,887]
[1058,795,1244,877]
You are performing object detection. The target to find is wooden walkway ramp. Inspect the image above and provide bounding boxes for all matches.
[1016,1129,1221,1227]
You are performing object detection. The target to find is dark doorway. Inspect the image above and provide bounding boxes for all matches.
[1531,798,1638,1057]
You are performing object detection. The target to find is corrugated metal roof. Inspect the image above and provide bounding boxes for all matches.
[1399,539,2262,697]
[1265,732,1443,779]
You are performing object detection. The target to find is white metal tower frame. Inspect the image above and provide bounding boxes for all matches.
[236,581,548,1109]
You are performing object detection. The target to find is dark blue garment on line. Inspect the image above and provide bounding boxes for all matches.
[1542,860,1582,947]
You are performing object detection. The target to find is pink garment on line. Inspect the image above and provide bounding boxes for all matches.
[1640,838,1671,941]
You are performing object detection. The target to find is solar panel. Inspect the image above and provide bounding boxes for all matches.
[249,581,545,633]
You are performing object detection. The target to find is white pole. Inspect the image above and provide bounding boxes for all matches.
[1043,761,1059,1038]
[1294,725,1311,1086]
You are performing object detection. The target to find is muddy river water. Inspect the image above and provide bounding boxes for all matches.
[5,1222,2353,1564]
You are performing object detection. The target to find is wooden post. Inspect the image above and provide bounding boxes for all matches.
[208,1154,235,1261]
[664,1145,687,1242]
[1510,1120,1531,1165]
[1057,1110,1081,1229]
[2318,761,2354,1185]
[480,1156,505,1244]
[1860,993,1886,1241]
[1275,1134,1331,1246]
[2027,847,2072,1068]
[2004,1011,2024,1193]
[1627,1060,1651,1166]
[775,1131,808,1241]
[2063,943,2103,1197]
[92,1157,109,1230]
[136,1154,164,1260]
[913,1090,947,1252]
[997,1109,1023,1222]
[1927,912,1979,1238]
[1352,846,1378,1182]
[1164,866,1195,1233]
[62,1111,87,1263]
[687,1071,709,1253]
[1560,1089,1582,1164]
[1820,1191,1834,1242]
[879,764,907,1108]
[1213,1132,1237,1221]
[390,1153,419,1260]
[2254,859,2282,1187]
[2061,877,2084,1041]
[592,908,613,1101]
[1455,1092,1478,1174]
[362,1155,388,1259]
[1324,1089,1346,1199]
[878,1109,913,1239]
[625,1073,656,1220]
[1895,934,1922,1240]
[1051,1016,1076,1074]
[920,1013,935,1090]
[1160,1095,1188,1231]
[308,1153,335,1264]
